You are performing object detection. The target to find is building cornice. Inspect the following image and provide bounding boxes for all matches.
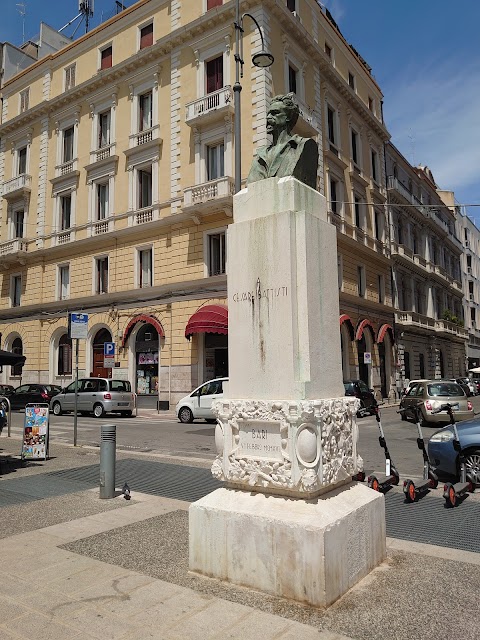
[0,274,227,323]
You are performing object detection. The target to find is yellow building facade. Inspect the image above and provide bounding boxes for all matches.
[0,0,395,407]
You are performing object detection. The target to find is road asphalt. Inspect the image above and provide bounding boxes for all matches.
[1,433,479,640]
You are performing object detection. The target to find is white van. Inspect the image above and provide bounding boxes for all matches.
[176,377,227,423]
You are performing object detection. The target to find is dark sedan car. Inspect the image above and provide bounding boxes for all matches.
[8,384,62,410]
[343,380,376,417]
[428,418,480,483]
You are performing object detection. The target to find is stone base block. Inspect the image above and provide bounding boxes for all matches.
[189,483,386,608]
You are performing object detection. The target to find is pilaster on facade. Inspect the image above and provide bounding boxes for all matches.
[170,50,182,213]
[171,0,181,30]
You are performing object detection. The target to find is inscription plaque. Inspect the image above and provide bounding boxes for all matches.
[237,420,283,461]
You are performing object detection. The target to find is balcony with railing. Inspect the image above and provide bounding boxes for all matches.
[0,238,29,263]
[55,159,77,177]
[127,125,162,150]
[395,311,468,339]
[185,86,233,126]
[183,176,235,215]
[91,218,114,236]
[2,174,32,201]
[54,229,76,246]
[90,143,116,164]
[126,206,159,227]
[395,311,436,331]
[387,177,428,217]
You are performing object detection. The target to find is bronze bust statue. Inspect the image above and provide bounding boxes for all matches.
[246,93,319,190]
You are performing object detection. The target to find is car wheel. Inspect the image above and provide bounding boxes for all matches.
[178,406,194,423]
[93,403,105,418]
[52,402,63,416]
[120,411,133,418]
[464,449,480,485]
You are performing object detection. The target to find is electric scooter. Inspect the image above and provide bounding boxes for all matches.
[432,403,475,507]
[398,403,438,502]
[367,401,400,492]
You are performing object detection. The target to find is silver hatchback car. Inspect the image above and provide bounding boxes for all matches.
[50,378,135,418]
[399,380,473,427]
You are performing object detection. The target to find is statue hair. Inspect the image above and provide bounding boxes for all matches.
[270,93,300,132]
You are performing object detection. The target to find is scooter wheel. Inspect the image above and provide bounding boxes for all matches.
[444,483,456,507]
[467,479,475,494]
[428,472,439,489]
[392,473,400,486]
[404,480,416,503]
[369,477,380,492]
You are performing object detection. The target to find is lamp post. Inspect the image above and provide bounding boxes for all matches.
[234,1,274,193]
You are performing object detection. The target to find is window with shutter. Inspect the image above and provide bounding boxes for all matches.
[140,23,153,49]
[65,64,76,90]
[63,127,75,162]
[58,334,72,375]
[17,147,27,175]
[20,89,29,112]
[101,46,112,70]
[60,194,72,230]
[139,92,152,131]
[206,56,223,94]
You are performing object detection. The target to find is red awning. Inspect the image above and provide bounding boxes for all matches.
[339,314,353,326]
[377,323,394,344]
[121,314,164,347]
[185,305,228,339]
[355,319,375,341]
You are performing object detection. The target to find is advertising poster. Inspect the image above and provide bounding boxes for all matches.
[21,404,49,460]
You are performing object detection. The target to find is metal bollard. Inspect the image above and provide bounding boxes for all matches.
[99,424,116,499]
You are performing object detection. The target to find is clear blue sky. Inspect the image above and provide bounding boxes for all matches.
[1,1,479,220]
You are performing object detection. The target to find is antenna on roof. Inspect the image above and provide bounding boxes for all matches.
[16,2,27,43]
[58,0,94,37]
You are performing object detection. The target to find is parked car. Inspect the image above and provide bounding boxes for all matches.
[401,380,428,397]
[176,377,227,423]
[428,417,480,484]
[50,378,135,418]
[0,384,15,397]
[450,378,474,397]
[8,384,63,410]
[399,380,473,427]
[343,380,376,417]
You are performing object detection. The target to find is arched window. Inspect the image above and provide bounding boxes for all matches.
[12,337,23,377]
[58,334,72,376]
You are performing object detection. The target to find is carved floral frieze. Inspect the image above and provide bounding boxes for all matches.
[212,396,361,499]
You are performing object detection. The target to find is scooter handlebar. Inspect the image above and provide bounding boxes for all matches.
[431,403,452,415]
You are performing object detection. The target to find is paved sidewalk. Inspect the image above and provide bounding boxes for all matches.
[1,438,479,640]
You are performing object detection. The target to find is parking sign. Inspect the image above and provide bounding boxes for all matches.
[104,342,115,368]
[104,343,115,357]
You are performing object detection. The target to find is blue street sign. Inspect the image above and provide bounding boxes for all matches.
[68,313,89,339]
[104,342,115,357]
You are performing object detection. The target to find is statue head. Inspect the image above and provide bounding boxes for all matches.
[266,93,300,135]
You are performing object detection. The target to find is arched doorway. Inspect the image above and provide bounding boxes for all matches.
[340,316,355,380]
[357,334,369,385]
[92,328,113,378]
[11,337,23,378]
[135,323,159,396]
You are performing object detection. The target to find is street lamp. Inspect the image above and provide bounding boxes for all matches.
[234,1,274,193]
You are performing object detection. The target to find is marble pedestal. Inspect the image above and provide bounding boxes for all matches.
[189,177,386,607]
[189,483,386,608]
